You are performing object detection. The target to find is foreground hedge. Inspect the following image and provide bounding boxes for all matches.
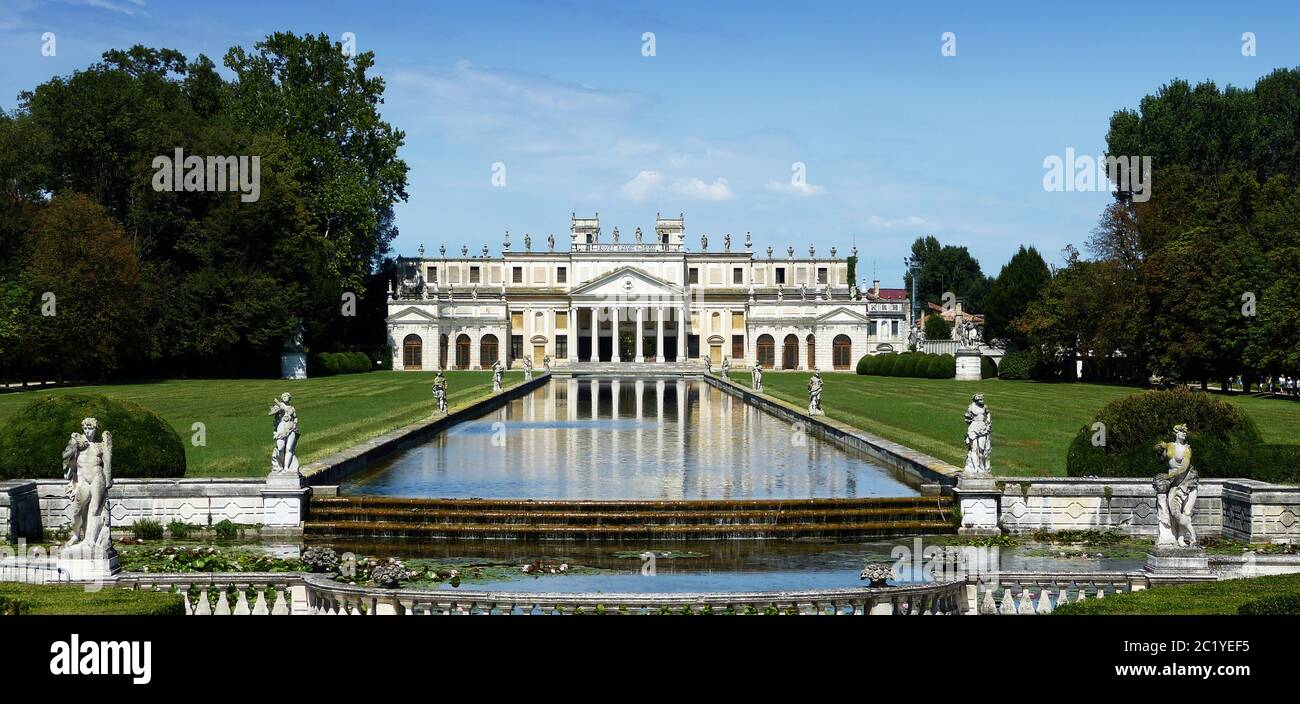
[0,394,186,480]
[1054,572,1300,615]
[856,352,955,379]
[1064,387,1300,482]
[309,351,373,376]
[0,583,184,615]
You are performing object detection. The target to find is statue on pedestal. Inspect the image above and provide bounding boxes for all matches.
[492,360,504,393]
[721,356,730,379]
[62,418,113,559]
[752,364,764,392]
[432,371,448,414]
[523,356,534,381]
[807,368,824,415]
[1153,424,1199,547]
[703,355,713,374]
[963,394,991,474]
[268,393,301,477]
[543,355,552,372]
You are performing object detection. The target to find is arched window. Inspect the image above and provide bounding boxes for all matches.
[455,334,471,369]
[806,334,816,369]
[756,334,775,369]
[833,334,852,370]
[480,334,499,369]
[402,334,423,370]
[782,334,799,370]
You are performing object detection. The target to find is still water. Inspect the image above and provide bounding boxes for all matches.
[342,377,916,499]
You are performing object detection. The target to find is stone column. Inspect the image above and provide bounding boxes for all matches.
[656,307,665,364]
[470,333,481,369]
[568,305,578,364]
[635,307,645,362]
[677,307,686,361]
[588,307,598,363]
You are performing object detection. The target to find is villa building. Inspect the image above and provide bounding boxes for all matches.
[386,214,910,371]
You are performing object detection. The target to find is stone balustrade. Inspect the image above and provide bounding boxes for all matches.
[116,572,306,616]
[965,571,1148,614]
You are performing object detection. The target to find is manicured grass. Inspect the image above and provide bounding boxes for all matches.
[0,371,520,478]
[0,582,185,615]
[730,373,1300,477]
[1054,573,1300,615]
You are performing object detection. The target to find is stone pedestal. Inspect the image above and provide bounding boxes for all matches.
[955,349,982,380]
[58,549,121,582]
[262,471,309,530]
[281,352,307,380]
[1144,546,1214,585]
[954,474,1001,536]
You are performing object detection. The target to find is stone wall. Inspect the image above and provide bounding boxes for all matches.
[22,478,270,533]
[993,477,1299,543]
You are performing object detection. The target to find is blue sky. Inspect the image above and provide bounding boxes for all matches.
[3,0,1298,285]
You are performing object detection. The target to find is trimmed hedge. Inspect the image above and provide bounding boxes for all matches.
[309,351,373,376]
[858,352,956,379]
[981,355,997,379]
[1064,387,1284,480]
[0,394,186,480]
[997,350,1033,380]
[1238,594,1300,615]
[0,583,185,615]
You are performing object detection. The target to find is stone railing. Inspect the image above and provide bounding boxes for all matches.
[116,572,306,616]
[964,571,1148,614]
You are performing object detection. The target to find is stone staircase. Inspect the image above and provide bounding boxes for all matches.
[305,496,956,541]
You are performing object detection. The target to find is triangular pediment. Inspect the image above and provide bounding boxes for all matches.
[815,306,869,324]
[386,306,439,324]
[569,266,683,299]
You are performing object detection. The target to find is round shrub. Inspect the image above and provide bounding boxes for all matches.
[928,354,955,379]
[1065,388,1263,478]
[981,355,997,379]
[895,353,917,377]
[0,394,186,480]
[998,351,1033,380]
[875,353,897,376]
[856,355,871,375]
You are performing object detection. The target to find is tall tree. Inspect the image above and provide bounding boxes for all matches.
[983,245,1050,349]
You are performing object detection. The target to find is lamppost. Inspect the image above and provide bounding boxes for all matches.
[903,255,921,329]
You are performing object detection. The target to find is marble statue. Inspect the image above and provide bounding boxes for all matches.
[547,233,555,251]
[1153,424,1199,547]
[62,417,113,559]
[721,355,730,379]
[524,233,532,251]
[462,244,468,257]
[724,233,731,251]
[543,355,552,372]
[268,393,301,477]
[963,394,991,474]
[612,226,620,243]
[907,324,917,350]
[752,364,763,392]
[492,360,503,393]
[440,243,446,257]
[849,283,860,301]
[635,227,643,244]
[701,233,708,251]
[432,372,448,414]
[471,283,478,300]
[807,369,824,415]
[704,355,712,374]
[799,284,807,301]
[523,356,534,381]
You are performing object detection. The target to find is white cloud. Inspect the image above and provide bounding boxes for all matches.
[766,180,825,196]
[620,170,663,202]
[671,177,732,201]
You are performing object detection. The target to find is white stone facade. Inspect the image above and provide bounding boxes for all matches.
[387,214,910,371]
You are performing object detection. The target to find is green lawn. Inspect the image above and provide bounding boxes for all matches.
[0,582,185,615]
[0,371,519,478]
[1054,573,1300,615]
[730,372,1300,477]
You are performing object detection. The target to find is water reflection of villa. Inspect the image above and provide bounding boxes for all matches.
[386,213,910,371]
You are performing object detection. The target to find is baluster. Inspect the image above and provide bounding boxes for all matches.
[252,588,270,615]
[194,588,211,615]
[980,586,997,615]
[214,589,231,615]
[998,589,1015,615]
[272,587,289,615]
[233,585,251,615]
[1036,588,1054,614]
[1017,590,1036,615]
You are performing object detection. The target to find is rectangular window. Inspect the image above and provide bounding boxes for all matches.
[892,320,899,336]
[817,267,828,284]
[557,267,567,283]
[556,335,567,359]
[555,311,568,329]
[731,311,744,330]
[511,311,523,333]
[869,321,878,337]
[512,266,523,284]
[470,266,481,284]
[733,267,743,284]
[427,266,438,283]
[732,334,745,359]
[775,267,787,285]
[689,267,700,284]
[511,335,523,360]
